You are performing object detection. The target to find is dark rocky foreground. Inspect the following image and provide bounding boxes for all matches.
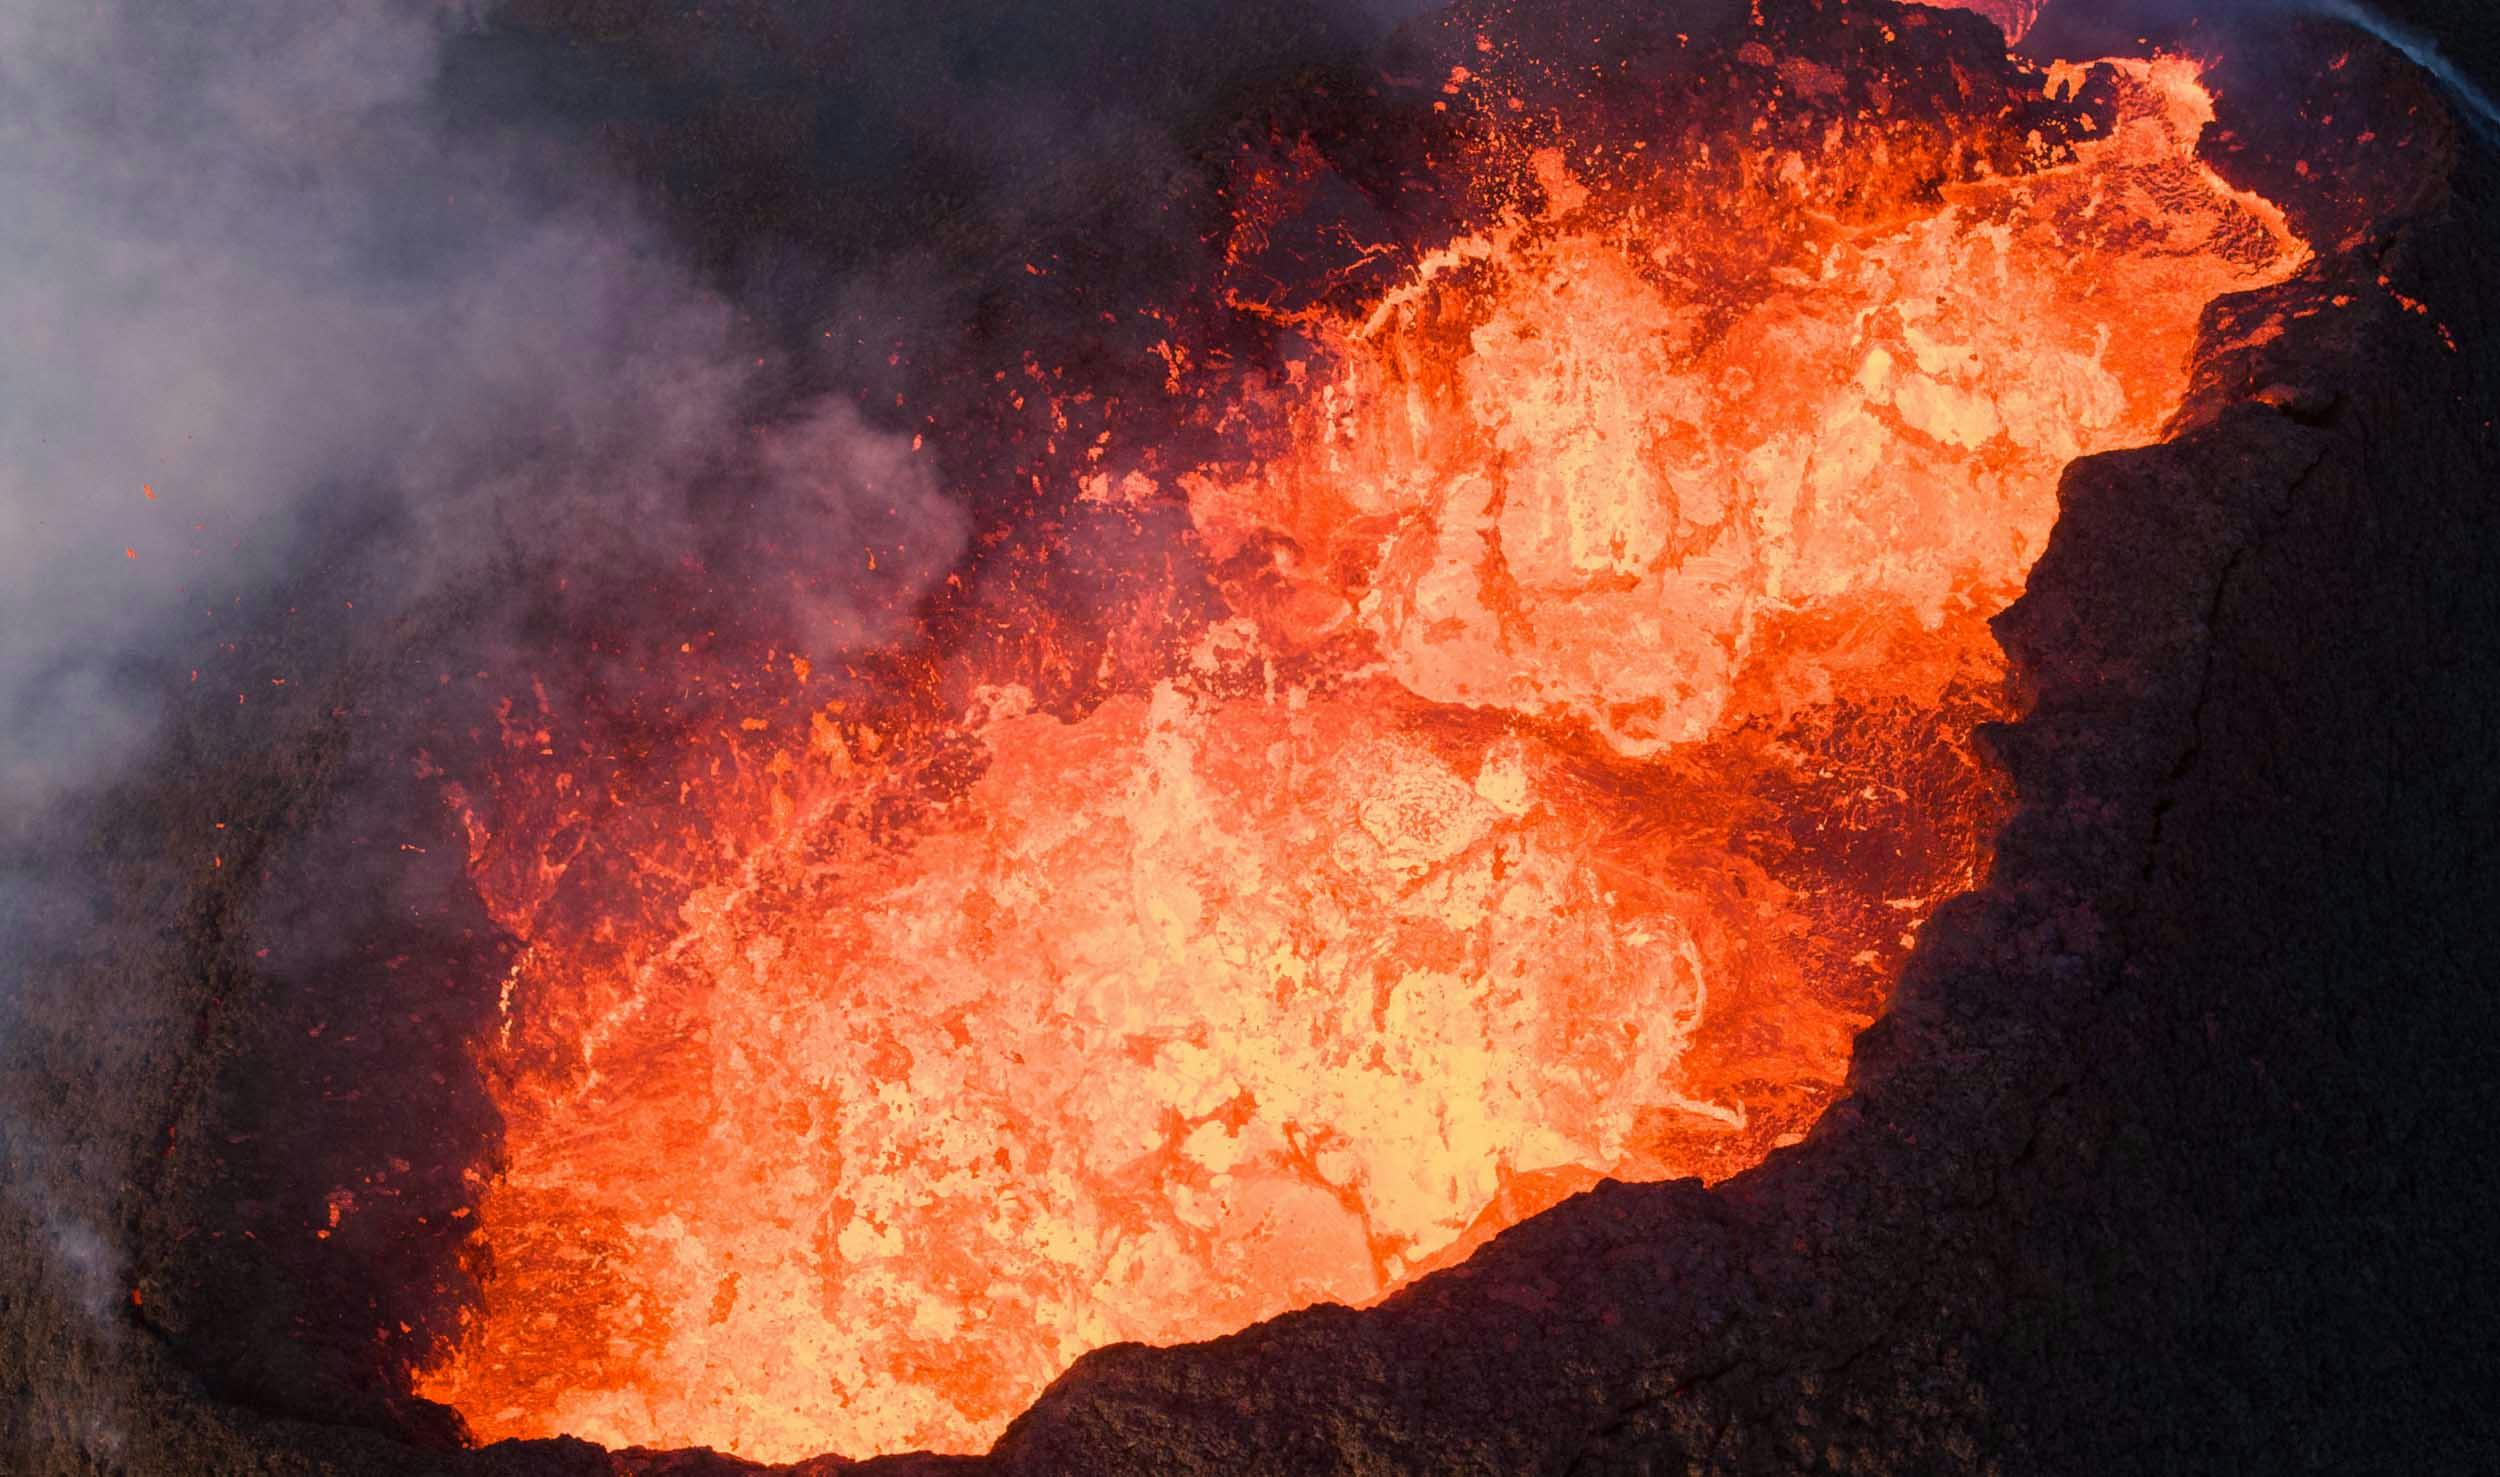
[7,8,2498,1475]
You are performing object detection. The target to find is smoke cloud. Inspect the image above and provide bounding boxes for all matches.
[0,2,951,833]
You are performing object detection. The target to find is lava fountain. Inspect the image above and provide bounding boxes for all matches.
[415,27,2305,1463]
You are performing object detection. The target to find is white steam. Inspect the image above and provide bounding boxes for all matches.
[0,0,960,825]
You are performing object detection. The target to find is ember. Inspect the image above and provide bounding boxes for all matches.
[417,36,2304,1463]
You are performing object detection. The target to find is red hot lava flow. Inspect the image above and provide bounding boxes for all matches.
[415,30,2305,1463]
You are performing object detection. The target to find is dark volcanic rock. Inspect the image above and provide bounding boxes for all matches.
[6,6,2498,1475]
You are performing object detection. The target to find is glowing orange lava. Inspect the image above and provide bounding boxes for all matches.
[418,54,2303,1461]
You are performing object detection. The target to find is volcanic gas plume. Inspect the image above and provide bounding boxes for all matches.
[406,32,2307,1460]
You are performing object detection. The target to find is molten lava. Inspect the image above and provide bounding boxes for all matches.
[417,49,2303,1462]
